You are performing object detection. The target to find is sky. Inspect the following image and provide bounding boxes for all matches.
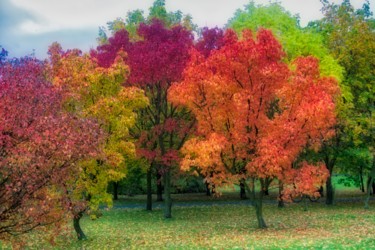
[0,0,372,59]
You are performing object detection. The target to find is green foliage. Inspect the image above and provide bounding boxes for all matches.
[227,1,344,82]
[119,157,148,196]
[314,0,375,148]
[105,0,197,40]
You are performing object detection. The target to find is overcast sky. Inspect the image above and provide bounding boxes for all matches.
[0,0,372,59]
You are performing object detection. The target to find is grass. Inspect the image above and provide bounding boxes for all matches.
[50,201,375,249]
[3,178,375,249]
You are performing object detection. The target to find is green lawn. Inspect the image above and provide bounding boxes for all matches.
[2,179,374,249]
[55,201,375,249]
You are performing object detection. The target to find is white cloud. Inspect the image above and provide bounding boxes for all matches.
[2,0,373,58]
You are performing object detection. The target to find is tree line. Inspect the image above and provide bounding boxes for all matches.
[0,0,374,246]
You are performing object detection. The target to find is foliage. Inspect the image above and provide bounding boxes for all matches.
[48,43,148,217]
[0,56,101,243]
[103,0,197,43]
[169,28,339,226]
[227,1,344,82]
[313,0,375,148]
[93,17,195,217]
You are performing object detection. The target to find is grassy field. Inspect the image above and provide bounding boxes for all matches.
[42,200,375,249]
[2,179,375,249]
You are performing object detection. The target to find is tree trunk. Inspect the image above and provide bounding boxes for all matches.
[113,182,119,200]
[164,170,172,218]
[326,174,334,205]
[360,165,365,192]
[73,211,87,240]
[156,171,163,202]
[146,167,152,211]
[319,186,324,197]
[254,191,267,228]
[240,180,247,199]
[364,157,375,209]
[278,181,284,208]
[205,181,211,196]
[245,179,267,228]
[365,177,373,209]
[325,163,334,205]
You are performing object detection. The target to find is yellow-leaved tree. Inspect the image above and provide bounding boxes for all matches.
[48,43,148,240]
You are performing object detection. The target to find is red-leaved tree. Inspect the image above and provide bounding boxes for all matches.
[169,29,338,228]
[0,57,102,244]
[91,19,194,218]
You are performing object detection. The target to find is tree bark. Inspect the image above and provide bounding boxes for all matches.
[164,170,172,218]
[73,211,87,240]
[254,191,267,228]
[326,174,334,205]
[113,182,119,200]
[364,157,375,209]
[146,167,152,211]
[360,165,365,192]
[325,161,335,205]
[156,171,163,202]
[240,179,247,199]
[245,179,267,228]
[205,181,211,196]
[278,180,284,208]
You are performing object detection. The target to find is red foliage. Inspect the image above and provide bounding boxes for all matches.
[126,19,193,87]
[90,29,131,68]
[0,57,102,240]
[195,27,225,58]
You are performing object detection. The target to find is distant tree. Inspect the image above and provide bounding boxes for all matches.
[309,0,375,205]
[169,29,338,228]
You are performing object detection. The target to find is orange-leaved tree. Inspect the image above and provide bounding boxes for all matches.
[169,29,339,228]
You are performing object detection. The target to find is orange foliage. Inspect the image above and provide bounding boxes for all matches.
[169,29,339,197]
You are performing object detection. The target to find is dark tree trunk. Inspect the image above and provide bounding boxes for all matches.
[319,186,324,197]
[264,186,269,196]
[365,157,375,209]
[254,190,267,228]
[113,182,119,200]
[245,179,267,228]
[325,160,335,205]
[146,167,152,211]
[360,165,365,192]
[372,181,375,195]
[205,181,211,196]
[73,211,87,240]
[164,170,172,218]
[240,180,247,199]
[278,181,284,208]
[156,171,163,202]
[326,174,334,205]
[365,177,373,209]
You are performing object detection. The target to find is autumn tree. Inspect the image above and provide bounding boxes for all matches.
[93,1,197,209]
[48,43,148,239]
[227,1,345,204]
[308,0,375,205]
[92,18,194,217]
[0,56,102,244]
[169,29,338,228]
